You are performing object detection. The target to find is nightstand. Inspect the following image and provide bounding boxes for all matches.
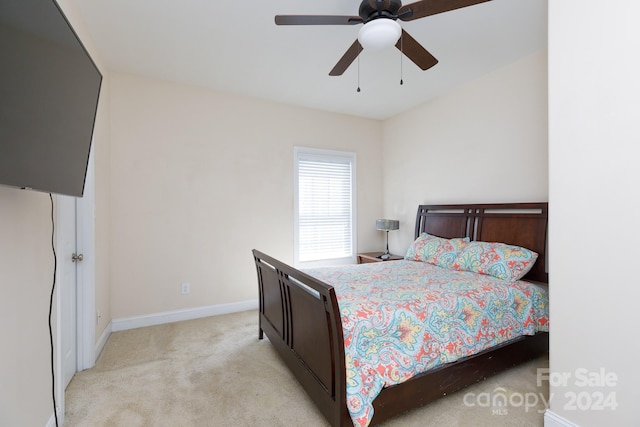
[357,252,404,264]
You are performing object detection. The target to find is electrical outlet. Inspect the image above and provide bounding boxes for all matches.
[181,282,190,295]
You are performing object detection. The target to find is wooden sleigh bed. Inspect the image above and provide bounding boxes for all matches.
[252,202,549,426]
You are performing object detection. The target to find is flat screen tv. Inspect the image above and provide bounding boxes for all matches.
[0,0,102,197]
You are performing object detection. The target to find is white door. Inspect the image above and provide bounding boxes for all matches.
[60,147,96,381]
[56,151,96,423]
[58,195,78,389]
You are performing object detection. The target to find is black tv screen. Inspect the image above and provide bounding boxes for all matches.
[0,0,102,197]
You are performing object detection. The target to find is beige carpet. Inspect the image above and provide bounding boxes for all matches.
[65,310,549,426]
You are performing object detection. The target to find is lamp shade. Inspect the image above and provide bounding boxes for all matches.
[376,219,399,231]
[358,19,402,51]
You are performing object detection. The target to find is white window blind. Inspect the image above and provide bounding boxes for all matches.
[294,148,356,266]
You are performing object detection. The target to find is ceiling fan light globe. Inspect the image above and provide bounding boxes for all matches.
[358,19,401,51]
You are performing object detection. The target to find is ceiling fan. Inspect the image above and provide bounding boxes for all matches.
[275,0,492,76]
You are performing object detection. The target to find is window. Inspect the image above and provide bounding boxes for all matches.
[294,147,356,267]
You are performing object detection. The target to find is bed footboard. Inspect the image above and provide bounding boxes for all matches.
[252,249,350,426]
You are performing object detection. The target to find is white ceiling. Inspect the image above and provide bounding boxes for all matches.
[70,0,547,120]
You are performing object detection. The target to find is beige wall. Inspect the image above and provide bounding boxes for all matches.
[91,74,111,341]
[0,190,57,426]
[548,2,640,425]
[381,51,549,254]
[109,73,383,319]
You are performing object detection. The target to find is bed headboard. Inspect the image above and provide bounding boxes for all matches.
[415,202,548,284]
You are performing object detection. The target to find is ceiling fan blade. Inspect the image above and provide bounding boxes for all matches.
[275,15,363,25]
[396,29,438,70]
[398,0,491,21]
[329,40,364,76]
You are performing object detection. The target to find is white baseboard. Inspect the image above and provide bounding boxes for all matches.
[95,321,112,361]
[544,409,580,427]
[111,299,258,332]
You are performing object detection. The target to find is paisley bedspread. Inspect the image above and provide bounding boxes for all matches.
[304,260,549,427]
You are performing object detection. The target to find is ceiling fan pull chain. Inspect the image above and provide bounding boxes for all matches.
[357,55,361,92]
[400,33,404,86]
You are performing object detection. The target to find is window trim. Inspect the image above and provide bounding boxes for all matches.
[293,146,357,268]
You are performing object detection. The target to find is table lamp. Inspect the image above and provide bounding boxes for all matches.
[376,219,399,260]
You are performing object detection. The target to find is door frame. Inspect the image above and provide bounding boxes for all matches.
[54,148,96,422]
[75,146,96,371]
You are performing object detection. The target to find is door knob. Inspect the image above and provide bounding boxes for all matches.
[72,253,84,262]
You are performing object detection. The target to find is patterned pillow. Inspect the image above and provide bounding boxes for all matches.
[453,241,538,282]
[405,233,470,269]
